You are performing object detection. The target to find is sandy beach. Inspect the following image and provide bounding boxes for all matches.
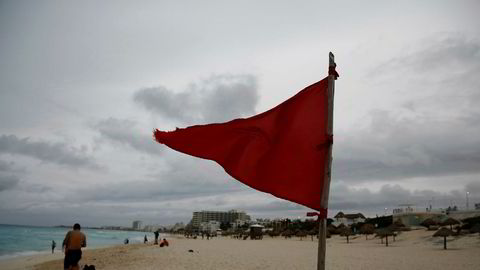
[1,229,479,270]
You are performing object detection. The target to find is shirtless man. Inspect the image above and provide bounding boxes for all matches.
[62,223,86,270]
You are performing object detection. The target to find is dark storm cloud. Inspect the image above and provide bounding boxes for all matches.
[334,34,480,183]
[0,134,100,170]
[0,174,20,192]
[134,74,258,124]
[93,118,162,156]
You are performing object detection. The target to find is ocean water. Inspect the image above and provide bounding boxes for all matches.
[0,224,162,260]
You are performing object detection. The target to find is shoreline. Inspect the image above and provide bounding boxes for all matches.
[0,230,479,270]
[0,242,149,270]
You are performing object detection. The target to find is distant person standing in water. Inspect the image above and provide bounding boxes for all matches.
[51,240,56,253]
[62,223,86,270]
[154,230,159,244]
[144,235,148,244]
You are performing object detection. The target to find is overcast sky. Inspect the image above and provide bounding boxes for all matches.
[1,0,480,227]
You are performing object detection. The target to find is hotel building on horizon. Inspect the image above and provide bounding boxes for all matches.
[190,209,251,229]
[132,220,143,230]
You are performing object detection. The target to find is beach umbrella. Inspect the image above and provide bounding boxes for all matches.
[281,229,293,238]
[393,219,406,228]
[268,231,280,238]
[441,218,460,230]
[327,224,337,235]
[375,228,394,247]
[340,227,352,244]
[334,224,346,235]
[462,216,480,226]
[433,227,453,250]
[360,224,375,240]
[388,223,403,241]
[421,218,437,230]
[308,229,318,241]
[469,224,480,236]
[296,231,307,240]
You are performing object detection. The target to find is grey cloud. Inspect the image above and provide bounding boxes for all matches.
[328,183,469,216]
[134,74,258,125]
[0,160,14,172]
[336,35,480,183]
[0,174,20,192]
[93,118,162,156]
[244,200,305,212]
[0,159,25,174]
[80,179,240,203]
[334,110,480,182]
[0,201,193,227]
[373,34,480,108]
[373,34,480,78]
[21,183,52,194]
[0,134,100,170]
[76,155,246,203]
[465,182,480,194]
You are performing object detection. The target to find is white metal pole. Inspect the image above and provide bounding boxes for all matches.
[318,52,336,270]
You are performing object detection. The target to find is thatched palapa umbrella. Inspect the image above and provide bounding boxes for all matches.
[470,223,480,237]
[334,223,346,235]
[393,219,406,228]
[308,229,317,241]
[340,227,352,244]
[421,218,437,230]
[441,218,460,230]
[360,224,375,240]
[375,228,394,247]
[327,224,337,235]
[281,229,293,239]
[433,227,453,250]
[296,231,307,240]
[462,216,480,226]
[387,224,399,242]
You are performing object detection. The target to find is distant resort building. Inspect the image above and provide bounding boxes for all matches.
[333,212,366,226]
[132,220,143,230]
[170,222,185,232]
[199,221,221,234]
[392,203,480,226]
[190,210,250,229]
[143,225,162,232]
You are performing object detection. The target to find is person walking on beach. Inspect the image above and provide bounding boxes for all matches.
[51,240,56,254]
[154,230,159,244]
[62,223,86,270]
[144,235,148,244]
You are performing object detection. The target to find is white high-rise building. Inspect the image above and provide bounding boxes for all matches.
[191,210,250,228]
[132,220,143,230]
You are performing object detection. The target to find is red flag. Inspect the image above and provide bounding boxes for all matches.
[154,77,331,211]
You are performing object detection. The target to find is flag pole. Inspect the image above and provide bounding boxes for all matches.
[318,52,336,270]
